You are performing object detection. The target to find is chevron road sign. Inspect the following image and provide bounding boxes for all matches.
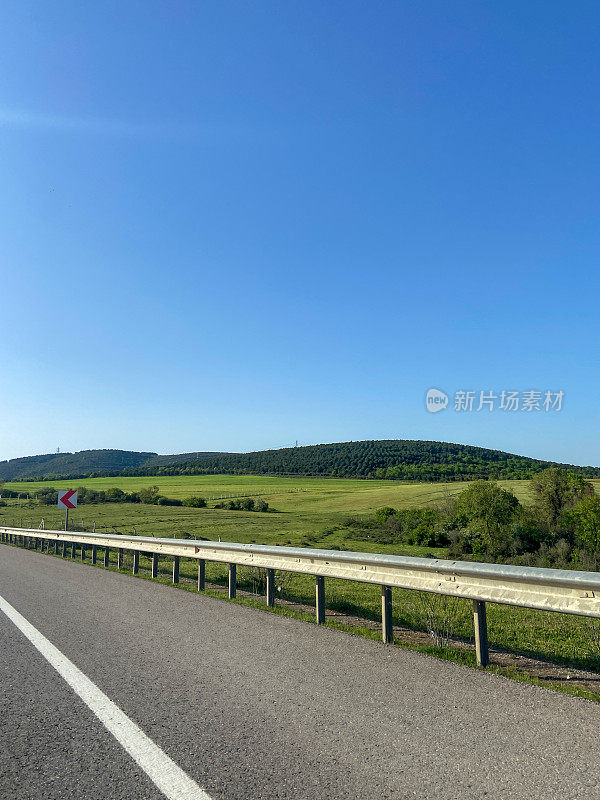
[57,490,77,510]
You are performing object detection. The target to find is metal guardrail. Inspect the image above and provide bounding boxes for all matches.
[3,525,600,667]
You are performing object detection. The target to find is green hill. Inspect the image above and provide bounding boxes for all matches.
[0,449,228,481]
[2,440,598,483]
[130,440,600,482]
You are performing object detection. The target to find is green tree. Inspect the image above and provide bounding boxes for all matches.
[530,468,594,527]
[565,496,600,553]
[138,485,160,504]
[452,481,520,556]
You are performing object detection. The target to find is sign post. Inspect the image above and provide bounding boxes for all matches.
[58,489,77,531]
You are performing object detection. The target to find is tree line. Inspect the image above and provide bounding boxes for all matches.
[11,485,269,512]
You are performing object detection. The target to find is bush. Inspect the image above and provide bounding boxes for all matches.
[138,485,160,504]
[182,496,207,508]
[375,506,397,523]
[37,489,58,505]
[157,496,182,506]
[214,497,270,512]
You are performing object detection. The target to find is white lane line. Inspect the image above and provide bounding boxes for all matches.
[0,593,212,800]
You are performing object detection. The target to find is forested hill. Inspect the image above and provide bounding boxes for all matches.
[129,440,600,481]
[3,441,599,482]
[0,449,229,481]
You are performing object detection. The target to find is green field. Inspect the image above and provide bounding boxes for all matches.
[5,472,537,509]
[3,474,600,679]
[2,474,539,553]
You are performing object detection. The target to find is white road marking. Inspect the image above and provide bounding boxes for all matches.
[0,593,212,800]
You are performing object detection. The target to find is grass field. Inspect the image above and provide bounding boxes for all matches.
[3,474,600,678]
[5,473,538,509]
[1,475,536,554]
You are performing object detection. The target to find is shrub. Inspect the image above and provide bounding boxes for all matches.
[375,506,397,523]
[138,485,160,504]
[182,496,207,508]
[157,496,182,506]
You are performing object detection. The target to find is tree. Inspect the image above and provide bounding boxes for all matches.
[565,496,600,553]
[138,485,160,504]
[530,468,594,528]
[452,481,520,556]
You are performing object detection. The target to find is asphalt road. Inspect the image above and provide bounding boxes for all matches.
[1,544,600,799]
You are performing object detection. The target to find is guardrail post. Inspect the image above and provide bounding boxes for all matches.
[473,600,489,667]
[71,542,76,558]
[315,576,325,624]
[173,556,180,584]
[62,541,67,557]
[81,544,86,561]
[91,545,97,565]
[381,586,393,644]
[152,552,159,578]
[35,537,40,550]
[228,563,236,598]
[54,540,59,555]
[132,551,139,575]
[197,559,205,591]
[266,568,275,607]
[104,547,110,567]
[117,548,124,569]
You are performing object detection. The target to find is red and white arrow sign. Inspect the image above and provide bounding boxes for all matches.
[58,489,78,510]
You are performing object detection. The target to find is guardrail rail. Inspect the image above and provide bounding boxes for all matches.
[3,525,600,666]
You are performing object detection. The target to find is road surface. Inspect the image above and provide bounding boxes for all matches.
[1,543,599,799]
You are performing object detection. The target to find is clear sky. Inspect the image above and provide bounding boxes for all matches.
[1,1,599,465]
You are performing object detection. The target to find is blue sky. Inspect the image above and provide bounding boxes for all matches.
[1,1,599,465]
